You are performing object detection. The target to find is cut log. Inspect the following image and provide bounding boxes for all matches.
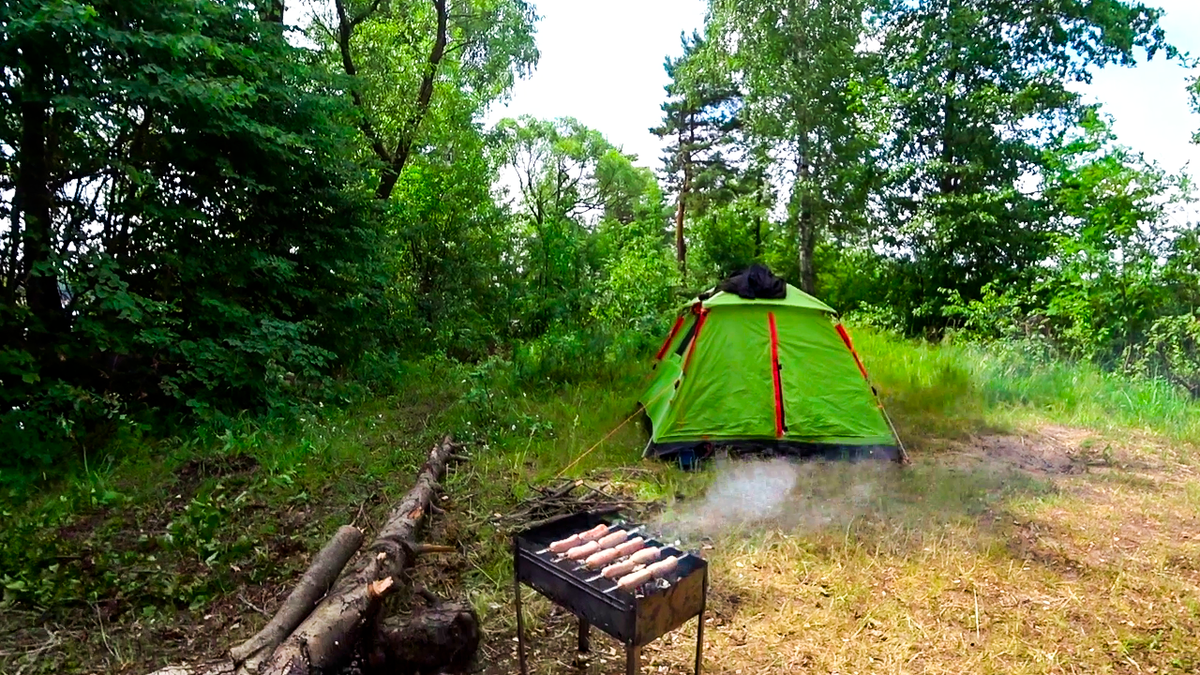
[366,594,481,674]
[230,526,364,666]
[262,436,458,675]
[150,436,469,675]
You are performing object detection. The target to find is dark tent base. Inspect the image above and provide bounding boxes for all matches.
[646,439,902,470]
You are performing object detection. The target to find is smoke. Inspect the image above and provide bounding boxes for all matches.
[652,456,895,544]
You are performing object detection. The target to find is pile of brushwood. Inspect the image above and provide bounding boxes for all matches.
[501,477,652,528]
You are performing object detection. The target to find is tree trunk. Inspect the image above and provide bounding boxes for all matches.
[149,437,470,675]
[795,153,817,295]
[673,192,687,274]
[263,437,458,674]
[938,65,960,196]
[334,0,446,202]
[753,216,763,258]
[798,215,816,295]
[374,0,448,201]
[674,111,692,278]
[17,56,66,335]
[939,0,962,197]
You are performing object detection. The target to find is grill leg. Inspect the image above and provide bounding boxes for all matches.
[577,617,590,653]
[695,568,708,675]
[625,642,641,675]
[514,568,527,675]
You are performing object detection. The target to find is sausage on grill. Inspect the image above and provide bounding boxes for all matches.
[547,524,609,553]
[596,529,631,549]
[611,537,645,558]
[583,546,625,569]
[615,555,679,591]
[583,535,647,568]
[599,546,659,578]
[626,546,660,565]
[564,540,601,560]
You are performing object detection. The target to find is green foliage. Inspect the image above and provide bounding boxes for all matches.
[1,472,278,612]
[871,0,1171,332]
[688,195,771,283]
[708,0,884,293]
[0,0,392,473]
[928,112,1200,391]
[1130,314,1200,396]
[850,327,1200,444]
[384,118,515,359]
[493,115,680,341]
[2,0,1196,495]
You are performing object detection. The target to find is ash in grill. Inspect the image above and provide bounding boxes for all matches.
[513,510,707,674]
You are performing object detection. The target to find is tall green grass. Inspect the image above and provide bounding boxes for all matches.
[853,328,1200,449]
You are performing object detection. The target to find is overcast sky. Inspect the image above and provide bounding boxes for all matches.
[484,0,1200,180]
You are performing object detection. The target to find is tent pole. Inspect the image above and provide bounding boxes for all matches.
[835,321,910,465]
[874,386,910,464]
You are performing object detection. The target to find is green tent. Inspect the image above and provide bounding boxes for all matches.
[639,275,902,463]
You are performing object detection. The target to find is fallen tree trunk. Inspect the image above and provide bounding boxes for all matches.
[230,526,364,668]
[263,435,457,674]
[150,436,473,675]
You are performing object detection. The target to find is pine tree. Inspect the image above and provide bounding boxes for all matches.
[652,31,742,279]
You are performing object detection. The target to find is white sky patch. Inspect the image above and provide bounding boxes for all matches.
[483,0,710,169]
[1069,0,1200,180]
[489,0,1200,190]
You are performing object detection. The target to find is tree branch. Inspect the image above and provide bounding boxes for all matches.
[348,0,386,29]
[375,0,448,200]
[334,0,392,166]
[229,526,363,667]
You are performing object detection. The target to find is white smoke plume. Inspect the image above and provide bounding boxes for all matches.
[652,456,896,544]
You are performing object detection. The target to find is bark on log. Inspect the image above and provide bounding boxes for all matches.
[149,663,234,675]
[262,436,458,675]
[230,526,364,666]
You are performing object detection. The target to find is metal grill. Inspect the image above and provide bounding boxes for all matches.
[512,510,707,674]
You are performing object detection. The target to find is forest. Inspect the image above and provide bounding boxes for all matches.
[3,0,1198,469]
[4,0,1200,673]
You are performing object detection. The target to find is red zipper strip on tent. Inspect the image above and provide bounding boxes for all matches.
[768,312,785,438]
[655,315,686,361]
[836,323,871,381]
[682,309,708,374]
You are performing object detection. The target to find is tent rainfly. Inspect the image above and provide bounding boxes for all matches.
[639,266,905,464]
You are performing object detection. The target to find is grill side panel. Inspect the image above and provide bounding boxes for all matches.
[634,552,707,646]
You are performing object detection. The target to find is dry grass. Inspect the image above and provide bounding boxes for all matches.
[8,333,1200,675]
[477,427,1200,674]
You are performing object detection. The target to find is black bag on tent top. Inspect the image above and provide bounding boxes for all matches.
[717,264,787,300]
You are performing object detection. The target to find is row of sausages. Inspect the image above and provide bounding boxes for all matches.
[545,524,679,591]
